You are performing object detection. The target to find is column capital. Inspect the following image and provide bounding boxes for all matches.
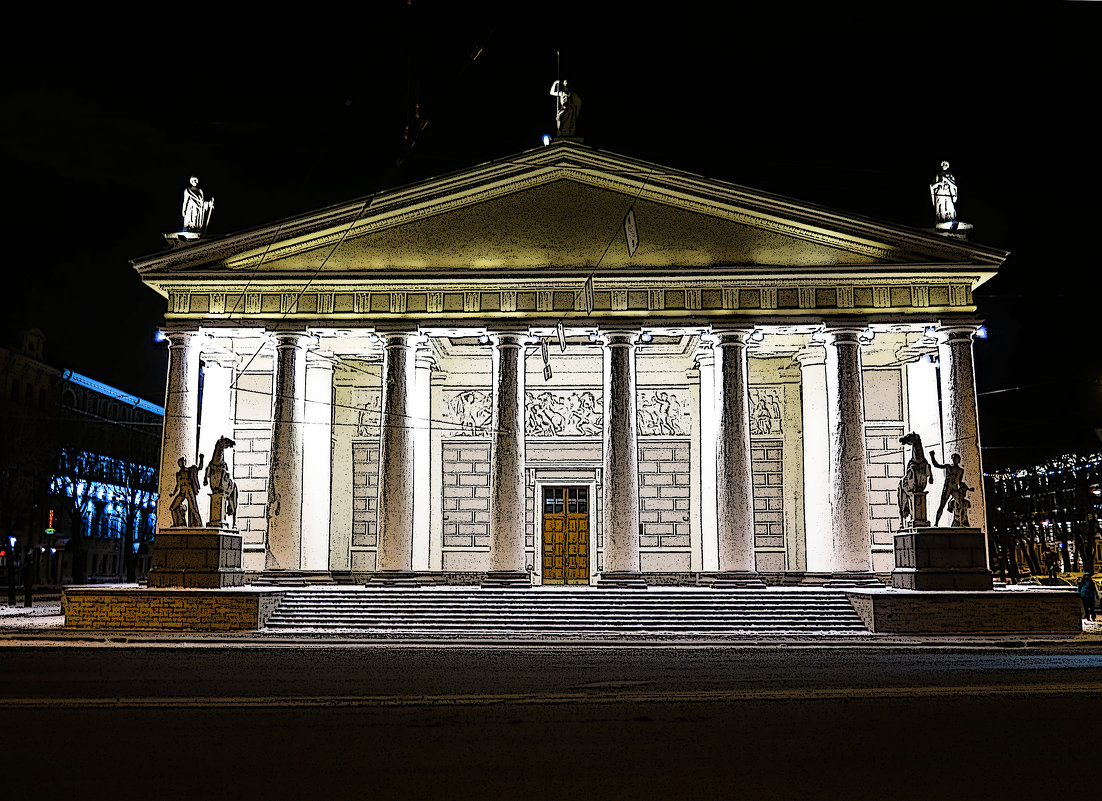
[709,328,754,348]
[934,323,981,345]
[376,330,423,349]
[270,331,317,350]
[820,326,866,346]
[793,345,827,368]
[487,330,529,348]
[596,329,640,347]
[159,327,203,348]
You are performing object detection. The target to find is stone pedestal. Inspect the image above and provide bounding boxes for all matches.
[891,527,993,590]
[148,527,245,588]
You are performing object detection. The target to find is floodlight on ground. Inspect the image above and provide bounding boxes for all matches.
[975,325,988,338]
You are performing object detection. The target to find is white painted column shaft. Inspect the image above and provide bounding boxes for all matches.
[158,330,202,529]
[412,347,433,571]
[713,330,758,577]
[937,325,987,537]
[601,331,641,578]
[301,355,334,570]
[266,333,311,570]
[796,346,831,574]
[697,344,719,573]
[376,331,418,572]
[824,327,874,578]
[488,332,528,577]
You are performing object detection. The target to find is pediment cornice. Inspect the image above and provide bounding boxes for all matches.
[133,142,1008,278]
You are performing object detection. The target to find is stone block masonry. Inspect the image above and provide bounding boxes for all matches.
[351,441,381,549]
[866,425,905,549]
[750,440,784,551]
[442,442,491,549]
[638,439,691,555]
[845,588,1081,634]
[233,427,272,548]
[147,528,245,588]
[63,587,288,631]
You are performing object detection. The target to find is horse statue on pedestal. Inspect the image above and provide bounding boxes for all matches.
[203,435,238,528]
[898,431,933,529]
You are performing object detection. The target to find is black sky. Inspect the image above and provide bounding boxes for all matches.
[3,5,1100,470]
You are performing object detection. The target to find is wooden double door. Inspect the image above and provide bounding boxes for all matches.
[541,486,591,585]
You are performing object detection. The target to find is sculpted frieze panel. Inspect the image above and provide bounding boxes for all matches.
[526,390,603,438]
[443,390,493,436]
[637,389,689,437]
[352,388,382,437]
[749,386,783,436]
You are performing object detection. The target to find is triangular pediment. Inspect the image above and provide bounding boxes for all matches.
[134,142,1006,283]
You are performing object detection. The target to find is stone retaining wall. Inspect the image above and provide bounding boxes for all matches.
[62,587,287,631]
[846,588,1082,634]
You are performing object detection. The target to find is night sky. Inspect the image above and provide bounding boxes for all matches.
[3,5,1099,470]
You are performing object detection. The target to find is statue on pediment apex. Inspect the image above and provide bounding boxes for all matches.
[550,79,581,138]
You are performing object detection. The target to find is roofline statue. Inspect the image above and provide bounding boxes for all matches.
[930,161,972,236]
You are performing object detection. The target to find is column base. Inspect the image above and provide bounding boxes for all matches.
[711,571,767,589]
[824,571,883,588]
[366,570,421,588]
[799,572,836,587]
[597,571,649,589]
[481,571,532,588]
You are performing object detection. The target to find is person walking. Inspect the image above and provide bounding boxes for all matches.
[1077,573,1098,621]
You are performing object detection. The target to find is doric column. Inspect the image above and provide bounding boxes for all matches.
[696,342,719,573]
[795,345,832,580]
[412,344,434,571]
[599,330,646,588]
[373,330,420,584]
[266,332,313,570]
[936,324,987,538]
[157,329,202,530]
[823,327,879,585]
[301,352,335,571]
[483,330,530,587]
[712,328,765,588]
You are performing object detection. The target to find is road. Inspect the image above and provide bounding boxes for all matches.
[3,644,1099,799]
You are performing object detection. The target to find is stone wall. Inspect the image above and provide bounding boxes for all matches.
[866,425,906,572]
[639,438,691,571]
[751,438,784,571]
[441,441,491,569]
[351,441,380,570]
[62,587,287,631]
[845,588,1081,634]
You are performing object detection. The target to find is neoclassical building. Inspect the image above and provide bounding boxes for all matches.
[134,142,1006,587]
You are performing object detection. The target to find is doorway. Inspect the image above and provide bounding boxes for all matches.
[541,486,591,585]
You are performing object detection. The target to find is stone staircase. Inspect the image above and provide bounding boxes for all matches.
[262,586,871,637]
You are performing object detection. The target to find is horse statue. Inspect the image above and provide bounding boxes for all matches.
[898,431,933,529]
[203,435,238,528]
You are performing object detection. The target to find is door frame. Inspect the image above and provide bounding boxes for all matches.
[535,477,598,586]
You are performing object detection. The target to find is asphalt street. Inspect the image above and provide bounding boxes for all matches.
[2,644,1100,800]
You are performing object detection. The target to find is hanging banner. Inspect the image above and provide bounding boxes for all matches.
[584,275,595,316]
[543,364,553,381]
[541,338,550,365]
[624,208,639,257]
[556,321,567,353]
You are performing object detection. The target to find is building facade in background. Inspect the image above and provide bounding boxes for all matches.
[0,329,162,585]
[134,143,1006,586]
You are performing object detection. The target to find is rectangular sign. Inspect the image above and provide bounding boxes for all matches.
[556,321,567,353]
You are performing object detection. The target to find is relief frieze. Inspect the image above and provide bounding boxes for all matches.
[526,390,603,438]
[749,386,783,436]
[637,389,689,436]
